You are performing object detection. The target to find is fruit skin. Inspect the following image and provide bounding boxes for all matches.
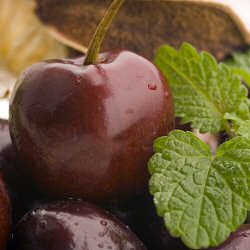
[13,200,146,250]
[105,191,189,250]
[0,121,12,248]
[0,119,11,151]
[1,145,51,226]
[210,224,250,250]
[0,120,51,228]
[0,173,11,250]
[9,50,174,201]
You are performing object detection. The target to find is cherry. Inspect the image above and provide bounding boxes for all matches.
[13,200,146,250]
[209,224,250,250]
[0,173,11,249]
[0,119,11,151]
[9,0,174,202]
[0,120,49,226]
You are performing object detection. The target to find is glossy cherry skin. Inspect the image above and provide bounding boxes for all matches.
[210,224,250,250]
[9,50,174,202]
[0,120,49,226]
[0,173,11,250]
[13,200,146,250]
[0,119,10,151]
[0,121,12,248]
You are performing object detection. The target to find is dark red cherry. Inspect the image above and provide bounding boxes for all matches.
[9,50,174,202]
[13,200,146,250]
[210,224,250,250]
[0,120,49,225]
[0,173,11,249]
[0,119,10,151]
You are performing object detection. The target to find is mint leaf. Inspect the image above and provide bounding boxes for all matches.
[231,69,250,88]
[224,113,250,139]
[149,130,250,249]
[226,49,250,87]
[237,121,250,138]
[155,43,250,134]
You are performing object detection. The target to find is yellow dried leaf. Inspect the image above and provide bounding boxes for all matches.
[0,0,68,75]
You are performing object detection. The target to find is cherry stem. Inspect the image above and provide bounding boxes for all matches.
[83,0,125,66]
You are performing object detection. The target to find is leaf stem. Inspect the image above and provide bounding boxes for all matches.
[83,0,125,66]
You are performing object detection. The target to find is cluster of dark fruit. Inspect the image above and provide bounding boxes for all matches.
[1,37,177,248]
[3,44,175,249]
[1,0,250,249]
[1,118,250,250]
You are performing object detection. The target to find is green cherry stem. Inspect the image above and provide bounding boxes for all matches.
[84,0,125,66]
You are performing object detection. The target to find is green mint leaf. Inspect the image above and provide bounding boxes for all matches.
[232,69,250,89]
[155,43,249,134]
[149,130,250,249]
[226,49,250,88]
[224,113,250,139]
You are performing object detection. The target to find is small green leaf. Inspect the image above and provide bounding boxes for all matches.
[154,136,169,153]
[224,113,250,139]
[226,49,250,88]
[231,69,250,88]
[149,130,250,249]
[237,121,250,138]
[155,43,250,134]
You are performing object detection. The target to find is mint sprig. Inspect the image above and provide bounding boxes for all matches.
[149,130,250,249]
[150,43,250,249]
[155,43,250,135]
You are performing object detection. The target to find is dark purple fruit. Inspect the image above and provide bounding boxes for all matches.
[0,120,49,225]
[0,119,10,151]
[0,174,11,249]
[9,51,174,202]
[105,191,189,250]
[210,224,250,250]
[13,200,146,250]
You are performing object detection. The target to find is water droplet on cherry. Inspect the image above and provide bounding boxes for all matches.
[100,220,108,226]
[39,220,47,229]
[148,83,157,90]
[75,75,81,85]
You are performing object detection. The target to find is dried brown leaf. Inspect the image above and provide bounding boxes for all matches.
[36,0,250,60]
[0,0,68,75]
